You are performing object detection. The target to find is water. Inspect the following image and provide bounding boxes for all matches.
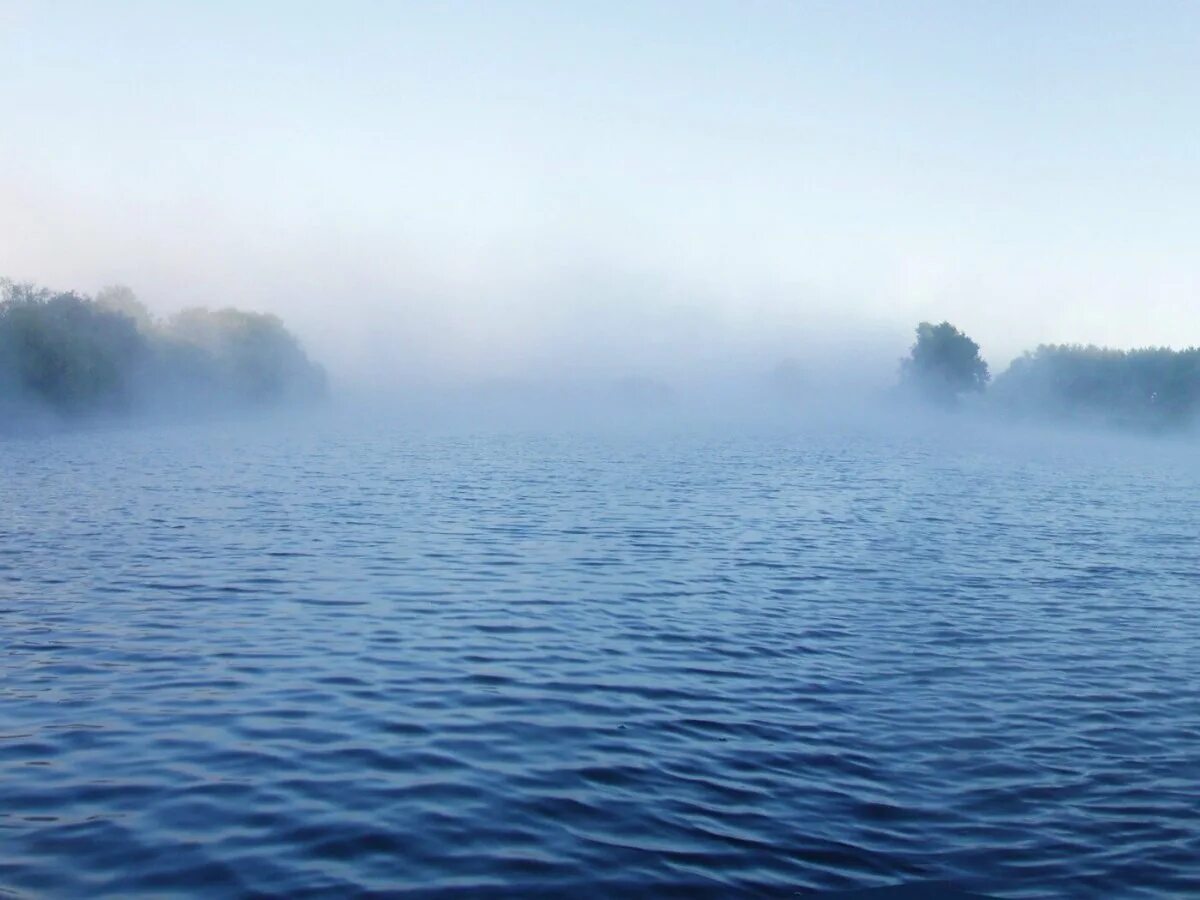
[2,414,1198,898]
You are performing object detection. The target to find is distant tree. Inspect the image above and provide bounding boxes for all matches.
[164,307,326,405]
[900,321,989,404]
[0,280,148,415]
[95,284,154,332]
[1,278,326,426]
[991,343,1200,429]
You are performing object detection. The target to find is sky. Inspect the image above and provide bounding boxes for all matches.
[1,1,1198,386]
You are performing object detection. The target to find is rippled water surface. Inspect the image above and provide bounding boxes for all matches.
[2,416,1198,898]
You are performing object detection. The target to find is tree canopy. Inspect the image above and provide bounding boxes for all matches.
[991,343,1200,429]
[899,321,990,404]
[0,279,325,426]
[893,320,1200,431]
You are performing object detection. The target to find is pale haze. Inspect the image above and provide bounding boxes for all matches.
[2,1,1197,387]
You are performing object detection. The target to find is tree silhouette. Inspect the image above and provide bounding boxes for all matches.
[992,343,1200,429]
[1,279,325,425]
[900,321,989,404]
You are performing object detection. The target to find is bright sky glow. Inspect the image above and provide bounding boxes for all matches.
[3,1,1198,382]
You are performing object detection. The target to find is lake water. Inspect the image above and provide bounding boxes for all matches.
[2,413,1198,898]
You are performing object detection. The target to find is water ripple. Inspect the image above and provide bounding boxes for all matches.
[1,422,1198,897]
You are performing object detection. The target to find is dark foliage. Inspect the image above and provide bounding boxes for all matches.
[992,344,1200,429]
[899,321,990,404]
[0,279,325,424]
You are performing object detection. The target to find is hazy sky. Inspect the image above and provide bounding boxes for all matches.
[2,1,1198,384]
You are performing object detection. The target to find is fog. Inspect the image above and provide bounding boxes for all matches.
[4,2,1200,404]
[8,10,1200,899]
[0,190,914,399]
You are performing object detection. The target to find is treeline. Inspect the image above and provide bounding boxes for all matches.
[0,279,325,425]
[900,321,1200,430]
[993,344,1200,428]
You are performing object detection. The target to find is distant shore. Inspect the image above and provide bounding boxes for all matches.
[0,279,325,428]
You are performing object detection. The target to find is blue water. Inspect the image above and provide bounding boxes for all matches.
[2,416,1198,897]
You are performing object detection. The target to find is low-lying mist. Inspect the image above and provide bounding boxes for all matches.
[3,276,1197,441]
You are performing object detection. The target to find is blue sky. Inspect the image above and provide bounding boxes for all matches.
[2,1,1198,383]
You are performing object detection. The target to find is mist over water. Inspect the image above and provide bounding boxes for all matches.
[2,267,1198,897]
[5,3,1200,897]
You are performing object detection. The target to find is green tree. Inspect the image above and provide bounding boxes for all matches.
[0,280,148,415]
[991,343,1200,429]
[900,321,989,404]
[1,278,326,426]
[164,307,326,405]
[95,284,154,332]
